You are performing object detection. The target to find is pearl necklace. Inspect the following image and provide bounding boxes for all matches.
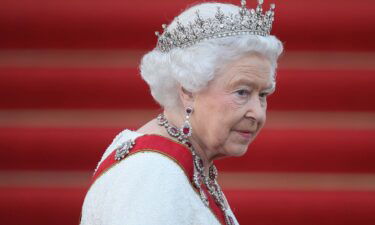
[157,114,235,225]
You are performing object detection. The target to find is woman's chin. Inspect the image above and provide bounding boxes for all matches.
[223,143,250,157]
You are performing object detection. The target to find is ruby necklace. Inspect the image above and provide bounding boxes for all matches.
[156,113,235,225]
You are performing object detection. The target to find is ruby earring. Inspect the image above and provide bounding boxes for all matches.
[181,107,193,139]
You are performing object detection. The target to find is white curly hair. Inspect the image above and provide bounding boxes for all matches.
[140,2,283,109]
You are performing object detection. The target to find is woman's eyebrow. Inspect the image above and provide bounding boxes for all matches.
[229,78,274,92]
[227,78,254,90]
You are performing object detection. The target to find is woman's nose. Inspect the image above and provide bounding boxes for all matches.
[245,95,265,121]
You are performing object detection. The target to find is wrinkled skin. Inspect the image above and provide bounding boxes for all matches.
[182,52,274,164]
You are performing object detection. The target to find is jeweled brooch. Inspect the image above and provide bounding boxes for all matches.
[114,139,136,161]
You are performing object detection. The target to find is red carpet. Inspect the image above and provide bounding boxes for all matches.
[0,0,374,51]
[226,190,375,225]
[1,187,374,225]
[1,127,374,173]
[1,68,374,111]
[0,187,86,225]
[1,0,374,224]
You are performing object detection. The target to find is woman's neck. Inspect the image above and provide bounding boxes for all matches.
[163,110,214,176]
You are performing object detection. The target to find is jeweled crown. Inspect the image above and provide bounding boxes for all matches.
[155,0,276,53]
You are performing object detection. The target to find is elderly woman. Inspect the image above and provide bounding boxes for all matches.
[80,0,283,224]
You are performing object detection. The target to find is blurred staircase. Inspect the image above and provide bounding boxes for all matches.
[1,0,375,224]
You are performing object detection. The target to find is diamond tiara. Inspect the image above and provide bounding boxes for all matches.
[155,0,276,53]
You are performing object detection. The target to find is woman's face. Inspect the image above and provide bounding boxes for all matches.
[190,52,274,159]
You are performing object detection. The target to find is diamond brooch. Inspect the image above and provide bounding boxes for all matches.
[114,139,136,161]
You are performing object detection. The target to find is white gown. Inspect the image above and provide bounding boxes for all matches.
[80,129,239,225]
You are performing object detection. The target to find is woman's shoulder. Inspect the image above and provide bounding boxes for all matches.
[83,143,204,225]
[94,129,143,170]
[93,129,193,192]
[82,129,221,225]
[109,150,190,185]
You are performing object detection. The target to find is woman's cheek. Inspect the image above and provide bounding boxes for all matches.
[226,93,245,109]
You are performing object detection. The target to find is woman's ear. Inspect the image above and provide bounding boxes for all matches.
[178,85,195,106]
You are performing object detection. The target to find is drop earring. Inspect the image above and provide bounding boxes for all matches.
[180,107,193,139]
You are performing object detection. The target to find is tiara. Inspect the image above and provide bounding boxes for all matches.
[155,0,276,53]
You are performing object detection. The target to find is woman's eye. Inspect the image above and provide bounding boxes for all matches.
[236,89,250,97]
[259,92,269,99]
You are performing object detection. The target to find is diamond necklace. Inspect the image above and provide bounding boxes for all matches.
[157,114,235,224]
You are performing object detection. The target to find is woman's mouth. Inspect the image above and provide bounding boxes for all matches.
[236,130,254,140]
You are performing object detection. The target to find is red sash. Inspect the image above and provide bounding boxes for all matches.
[90,134,226,225]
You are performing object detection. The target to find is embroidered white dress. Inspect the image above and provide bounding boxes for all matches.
[80,129,239,225]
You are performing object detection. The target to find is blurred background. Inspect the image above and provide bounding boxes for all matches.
[0,0,375,224]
